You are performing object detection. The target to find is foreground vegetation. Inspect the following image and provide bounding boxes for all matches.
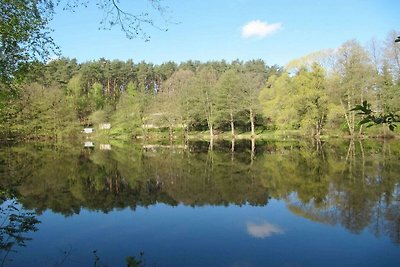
[1,31,399,141]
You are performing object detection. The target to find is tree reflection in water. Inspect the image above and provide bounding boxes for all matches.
[0,139,399,246]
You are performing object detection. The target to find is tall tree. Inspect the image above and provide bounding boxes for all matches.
[189,67,218,137]
[243,71,265,137]
[110,82,142,138]
[259,72,298,130]
[260,64,328,136]
[214,69,245,137]
[160,69,195,137]
[292,63,328,136]
[383,30,400,82]
[332,40,375,136]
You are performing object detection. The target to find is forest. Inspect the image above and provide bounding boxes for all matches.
[0,31,399,141]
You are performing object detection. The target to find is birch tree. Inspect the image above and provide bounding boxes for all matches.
[333,40,375,136]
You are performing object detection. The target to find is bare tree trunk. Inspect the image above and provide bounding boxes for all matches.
[230,109,235,137]
[358,87,364,136]
[185,100,190,143]
[209,123,214,138]
[314,114,324,138]
[205,90,214,138]
[250,108,255,138]
[340,98,354,136]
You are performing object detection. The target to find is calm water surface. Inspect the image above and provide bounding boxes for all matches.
[0,140,399,266]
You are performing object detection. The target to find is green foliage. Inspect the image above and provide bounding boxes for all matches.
[0,0,58,85]
[3,83,79,140]
[351,100,399,131]
[260,73,294,129]
[214,69,245,133]
[3,1,397,140]
[90,82,105,109]
[1,31,400,140]
[187,67,219,136]
[0,0,171,86]
[330,40,376,136]
[260,64,328,135]
[110,90,143,138]
[41,58,79,88]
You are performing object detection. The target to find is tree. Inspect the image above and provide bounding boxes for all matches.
[157,69,195,138]
[148,78,182,139]
[292,63,328,136]
[351,32,400,132]
[0,0,169,138]
[214,69,245,137]
[0,0,58,85]
[89,82,105,110]
[7,83,79,139]
[42,57,79,89]
[110,82,142,138]
[332,40,375,136]
[188,67,218,137]
[259,72,297,130]
[242,71,265,137]
[379,62,400,117]
[0,0,169,86]
[383,31,400,82]
[155,61,178,82]
[259,63,328,136]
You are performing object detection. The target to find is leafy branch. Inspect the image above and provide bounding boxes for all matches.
[351,100,399,131]
[0,194,40,266]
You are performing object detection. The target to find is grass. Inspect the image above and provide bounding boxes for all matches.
[82,125,400,144]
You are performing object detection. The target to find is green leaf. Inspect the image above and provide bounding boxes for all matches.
[359,117,372,125]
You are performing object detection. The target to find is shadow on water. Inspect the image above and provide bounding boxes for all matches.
[0,138,399,264]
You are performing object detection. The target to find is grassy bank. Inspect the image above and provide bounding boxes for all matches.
[84,125,399,144]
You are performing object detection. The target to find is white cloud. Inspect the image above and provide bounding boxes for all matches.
[246,221,284,238]
[241,20,282,39]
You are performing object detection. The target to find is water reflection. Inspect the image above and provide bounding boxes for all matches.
[246,221,284,238]
[0,139,399,246]
[0,198,40,265]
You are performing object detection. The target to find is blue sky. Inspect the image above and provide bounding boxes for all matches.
[49,0,399,66]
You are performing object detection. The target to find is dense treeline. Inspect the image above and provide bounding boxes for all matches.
[0,31,399,140]
[261,32,400,137]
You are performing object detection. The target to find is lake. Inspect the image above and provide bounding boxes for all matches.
[0,139,399,266]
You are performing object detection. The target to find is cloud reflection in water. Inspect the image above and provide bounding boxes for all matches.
[246,221,284,238]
